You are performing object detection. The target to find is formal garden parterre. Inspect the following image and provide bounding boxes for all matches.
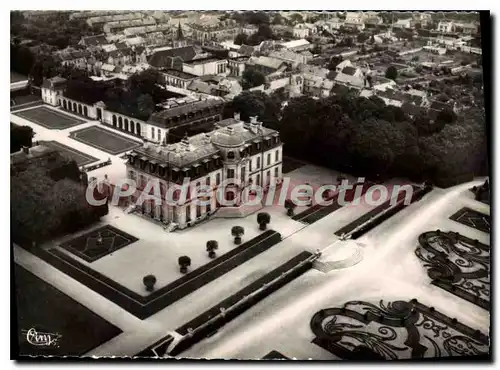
[21,228,283,319]
[69,126,141,155]
[38,140,99,167]
[59,225,139,263]
[14,106,86,129]
[449,207,491,234]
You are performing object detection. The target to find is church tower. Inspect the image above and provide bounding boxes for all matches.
[172,21,187,48]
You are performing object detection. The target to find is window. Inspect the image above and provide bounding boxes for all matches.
[241,166,246,182]
[128,170,136,181]
[227,168,235,180]
[256,173,261,186]
[206,176,211,186]
[256,157,261,169]
[267,153,271,166]
[275,150,279,162]
[249,160,252,172]
[274,166,279,178]
[151,127,155,140]
[216,173,221,185]
[267,170,271,185]
[158,128,161,141]
[227,151,235,159]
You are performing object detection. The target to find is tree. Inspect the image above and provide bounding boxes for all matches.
[226,90,281,127]
[289,13,304,24]
[257,212,271,230]
[178,255,191,274]
[143,275,157,292]
[11,124,34,153]
[385,66,398,81]
[357,33,369,43]
[231,226,245,245]
[273,13,284,25]
[241,69,266,90]
[137,94,155,119]
[436,108,457,124]
[206,240,219,259]
[234,33,248,45]
[327,55,343,71]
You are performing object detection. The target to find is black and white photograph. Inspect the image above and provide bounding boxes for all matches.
[9,8,491,361]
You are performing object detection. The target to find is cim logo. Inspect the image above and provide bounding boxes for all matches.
[21,328,61,347]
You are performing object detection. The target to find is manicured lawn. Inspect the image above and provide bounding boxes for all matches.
[39,140,99,167]
[70,126,141,155]
[13,264,122,357]
[15,106,86,129]
[60,225,139,263]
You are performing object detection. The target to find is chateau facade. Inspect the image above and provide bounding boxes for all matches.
[125,115,283,230]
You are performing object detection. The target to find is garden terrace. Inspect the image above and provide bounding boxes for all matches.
[292,182,374,225]
[70,126,142,155]
[14,106,86,130]
[140,251,313,357]
[14,265,122,357]
[21,229,283,319]
[335,185,432,239]
[38,140,99,167]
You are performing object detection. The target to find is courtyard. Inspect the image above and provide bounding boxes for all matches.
[70,126,141,155]
[39,140,99,167]
[14,106,87,130]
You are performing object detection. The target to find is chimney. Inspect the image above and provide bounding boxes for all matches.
[22,146,29,155]
[233,112,241,121]
[226,126,234,135]
[250,116,260,134]
[204,133,211,144]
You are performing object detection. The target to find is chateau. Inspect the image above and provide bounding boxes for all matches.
[126,114,283,230]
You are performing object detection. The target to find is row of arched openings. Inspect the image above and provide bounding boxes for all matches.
[112,114,141,136]
[61,99,88,117]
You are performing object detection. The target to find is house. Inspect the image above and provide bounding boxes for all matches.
[238,44,255,57]
[334,65,365,88]
[182,57,229,77]
[326,17,344,30]
[79,34,109,48]
[438,21,455,34]
[344,12,365,31]
[41,77,67,106]
[456,22,479,34]
[246,56,289,76]
[241,24,259,36]
[303,75,335,98]
[335,59,354,73]
[161,69,197,89]
[412,13,432,26]
[280,39,311,52]
[148,46,199,69]
[393,18,413,29]
[364,16,383,26]
[269,49,310,66]
[227,56,249,77]
[293,23,315,39]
